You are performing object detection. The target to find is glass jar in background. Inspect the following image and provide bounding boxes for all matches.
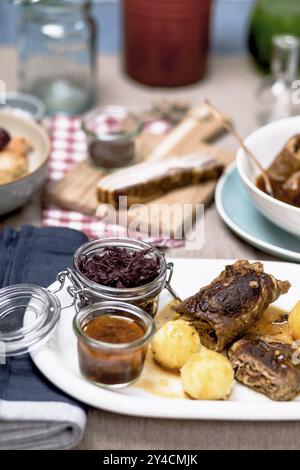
[123,0,213,87]
[256,35,300,125]
[82,105,143,169]
[17,0,97,115]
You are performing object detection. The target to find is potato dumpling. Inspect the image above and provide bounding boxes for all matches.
[152,319,201,370]
[288,301,300,340]
[181,350,234,400]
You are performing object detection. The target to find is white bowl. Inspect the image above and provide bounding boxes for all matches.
[0,92,45,121]
[0,112,50,215]
[236,116,300,238]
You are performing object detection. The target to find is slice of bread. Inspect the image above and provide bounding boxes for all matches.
[97,153,223,208]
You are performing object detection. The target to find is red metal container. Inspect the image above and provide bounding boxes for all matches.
[123,0,213,87]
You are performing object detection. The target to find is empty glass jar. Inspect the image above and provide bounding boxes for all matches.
[17,0,97,115]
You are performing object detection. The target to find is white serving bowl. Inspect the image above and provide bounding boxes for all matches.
[236,116,300,238]
[0,112,50,215]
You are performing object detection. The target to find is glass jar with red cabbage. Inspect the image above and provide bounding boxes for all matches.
[67,237,173,317]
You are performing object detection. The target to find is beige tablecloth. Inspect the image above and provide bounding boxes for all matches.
[80,411,300,450]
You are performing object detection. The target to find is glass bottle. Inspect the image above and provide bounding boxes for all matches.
[256,35,300,125]
[17,0,97,115]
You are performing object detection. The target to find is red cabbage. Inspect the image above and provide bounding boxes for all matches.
[78,246,161,288]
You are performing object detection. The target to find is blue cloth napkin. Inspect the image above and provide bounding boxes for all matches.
[0,225,88,450]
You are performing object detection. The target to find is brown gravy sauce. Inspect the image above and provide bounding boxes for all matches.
[135,300,188,399]
[247,305,292,344]
[256,174,300,208]
[83,315,145,344]
[78,314,147,386]
[136,301,292,398]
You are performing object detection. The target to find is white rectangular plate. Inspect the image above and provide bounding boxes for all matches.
[31,259,300,420]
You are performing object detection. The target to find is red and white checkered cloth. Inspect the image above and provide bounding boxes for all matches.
[42,115,184,248]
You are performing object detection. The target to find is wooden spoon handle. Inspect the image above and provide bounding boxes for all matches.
[204,99,273,196]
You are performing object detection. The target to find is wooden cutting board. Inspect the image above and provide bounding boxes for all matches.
[45,105,234,237]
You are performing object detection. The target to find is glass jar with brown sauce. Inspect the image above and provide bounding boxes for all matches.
[73,301,155,387]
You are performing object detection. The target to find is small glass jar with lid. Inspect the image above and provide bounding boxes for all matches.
[16,0,97,115]
[66,237,175,317]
